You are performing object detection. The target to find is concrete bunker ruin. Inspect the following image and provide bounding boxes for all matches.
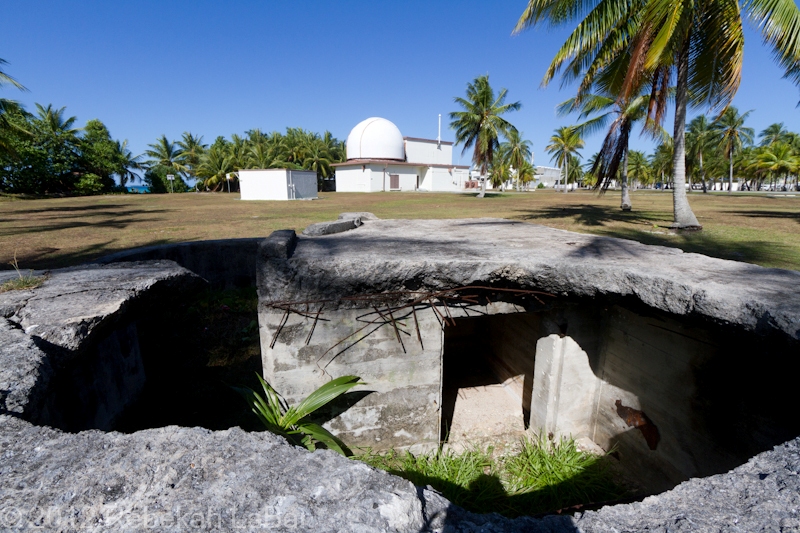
[259,216,800,493]
[2,214,800,530]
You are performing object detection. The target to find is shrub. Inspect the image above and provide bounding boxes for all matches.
[74,173,105,195]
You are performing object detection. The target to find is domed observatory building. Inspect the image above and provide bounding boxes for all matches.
[332,117,471,192]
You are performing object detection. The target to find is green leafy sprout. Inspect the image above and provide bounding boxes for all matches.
[237,374,364,456]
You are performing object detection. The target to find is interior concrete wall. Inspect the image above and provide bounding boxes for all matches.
[529,301,800,493]
[486,313,541,419]
[260,306,444,451]
[95,238,261,289]
[38,322,145,431]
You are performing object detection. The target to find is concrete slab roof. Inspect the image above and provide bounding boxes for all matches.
[259,218,800,341]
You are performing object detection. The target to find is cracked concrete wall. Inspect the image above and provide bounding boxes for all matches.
[260,306,444,451]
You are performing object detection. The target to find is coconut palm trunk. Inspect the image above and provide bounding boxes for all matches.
[700,152,707,193]
[478,167,488,198]
[671,48,702,229]
[728,158,734,193]
[620,148,632,210]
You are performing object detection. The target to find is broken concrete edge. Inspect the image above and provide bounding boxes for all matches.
[300,211,379,237]
[0,412,798,532]
[302,218,362,236]
[0,261,205,421]
[256,219,800,342]
[93,237,263,289]
[339,211,379,221]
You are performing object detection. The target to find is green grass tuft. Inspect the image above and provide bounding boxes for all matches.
[0,273,45,293]
[1,253,46,293]
[355,436,626,517]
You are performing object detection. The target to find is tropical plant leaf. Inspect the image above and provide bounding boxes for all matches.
[234,374,362,456]
[283,375,364,426]
[296,421,351,456]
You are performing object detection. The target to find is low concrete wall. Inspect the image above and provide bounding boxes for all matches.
[95,238,262,289]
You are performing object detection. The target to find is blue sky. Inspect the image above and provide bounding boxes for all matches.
[4,0,799,168]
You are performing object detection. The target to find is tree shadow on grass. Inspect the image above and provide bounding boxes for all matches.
[0,215,165,237]
[0,203,154,217]
[389,462,624,520]
[724,209,800,223]
[590,227,798,269]
[0,238,177,271]
[513,205,670,227]
[456,192,509,199]
[511,205,798,269]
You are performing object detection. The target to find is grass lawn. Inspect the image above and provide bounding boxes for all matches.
[1,189,799,271]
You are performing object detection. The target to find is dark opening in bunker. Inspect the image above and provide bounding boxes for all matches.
[438,296,800,494]
[35,287,266,434]
[442,312,537,444]
[114,288,265,432]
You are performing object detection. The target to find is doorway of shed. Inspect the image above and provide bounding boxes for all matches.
[441,312,539,445]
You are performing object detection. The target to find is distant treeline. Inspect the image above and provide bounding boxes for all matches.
[141,128,346,193]
[0,103,346,195]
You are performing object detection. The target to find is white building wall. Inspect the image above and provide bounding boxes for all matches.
[239,169,289,200]
[429,167,464,192]
[405,139,453,165]
[239,169,318,200]
[335,166,372,192]
[380,164,418,191]
[535,166,562,188]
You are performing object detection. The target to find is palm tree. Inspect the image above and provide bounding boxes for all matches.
[686,115,715,193]
[302,140,333,181]
[35,104,79,135]
[499,129,532,191]
[712,107,754,193]
[650,137,674,187]
[144,135,184,175]
[559,91,662,210]
[516,159,535,190]
[0,59,28,158]
[754,142,798,191]
[0,58,26,133]
[545,126,584,193]
[449,75,522,198]
[515,0,800,229]
[196,145,234,191]
[176,132,207,184]
[760,123,791,147]
[627,150,652,188]
[117,139,143,188]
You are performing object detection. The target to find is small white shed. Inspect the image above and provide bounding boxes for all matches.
[238,169,318,201]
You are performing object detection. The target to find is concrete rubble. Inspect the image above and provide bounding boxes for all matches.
[0,220,798,531]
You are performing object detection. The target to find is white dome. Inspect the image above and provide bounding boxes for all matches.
[346,117,404,160]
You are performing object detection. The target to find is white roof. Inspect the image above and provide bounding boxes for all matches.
[346,117,404,161]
